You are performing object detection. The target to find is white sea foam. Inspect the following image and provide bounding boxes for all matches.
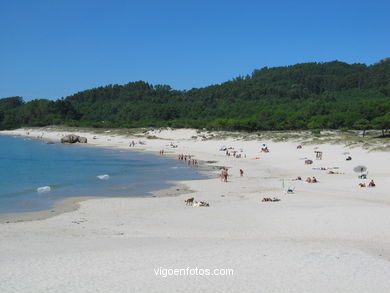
[37,186,51,193]
[97,174,110,180]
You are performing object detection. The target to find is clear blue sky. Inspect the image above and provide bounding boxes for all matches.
[0,0,389,101]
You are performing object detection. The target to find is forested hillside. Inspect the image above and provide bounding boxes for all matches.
[1,60,389,132]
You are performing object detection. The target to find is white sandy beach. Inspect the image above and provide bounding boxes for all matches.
[0,128,390,293]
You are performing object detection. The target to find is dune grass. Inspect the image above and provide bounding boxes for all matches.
[18,126,390,152]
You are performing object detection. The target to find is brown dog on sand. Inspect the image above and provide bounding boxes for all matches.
[184,197,194,205]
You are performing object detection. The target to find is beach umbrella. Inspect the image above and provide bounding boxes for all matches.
[353,165,367,173]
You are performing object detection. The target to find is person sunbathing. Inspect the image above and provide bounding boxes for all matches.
[312,177,318,183]
[293,176,302,181]
[346,156,352,161]
[193,201,210,207]
[359,183,366,188]
[306,177,312,183]
[262,197,280,202]
[368,180,376,187]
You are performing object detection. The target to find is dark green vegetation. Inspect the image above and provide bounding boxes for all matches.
[1,60,389,134]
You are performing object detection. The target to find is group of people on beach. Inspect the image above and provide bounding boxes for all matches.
[293,176,317,183]
[152,138,378,206]
[306,176,318,183]
[226,150,244,158]
[359,180,376,188]
[220,145,247,159]
[178,154,198,165]
[129,140,145,147]
[220,168,229,182]
[224,149,245,158]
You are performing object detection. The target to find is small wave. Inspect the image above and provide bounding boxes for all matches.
[37,186,51,193]
[97,174,110,180]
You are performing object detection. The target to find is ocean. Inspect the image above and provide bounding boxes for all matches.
[0,135,207,214]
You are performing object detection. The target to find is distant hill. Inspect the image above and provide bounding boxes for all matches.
[1,60,389,132]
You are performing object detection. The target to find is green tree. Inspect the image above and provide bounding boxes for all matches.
[371,115,390,137]
[353,119,370,137]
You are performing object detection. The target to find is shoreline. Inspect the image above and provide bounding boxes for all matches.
[0,131,207,223]
[0,181,195,224]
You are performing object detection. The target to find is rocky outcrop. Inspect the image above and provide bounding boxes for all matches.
[77,136,88,143]
[61,134,88,144]
[61,134,78,143]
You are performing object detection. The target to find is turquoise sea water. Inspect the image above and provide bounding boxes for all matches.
[0,135,207,214]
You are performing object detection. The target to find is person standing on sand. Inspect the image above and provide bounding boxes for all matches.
[240,169,244,176]
[221,168,228,182]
